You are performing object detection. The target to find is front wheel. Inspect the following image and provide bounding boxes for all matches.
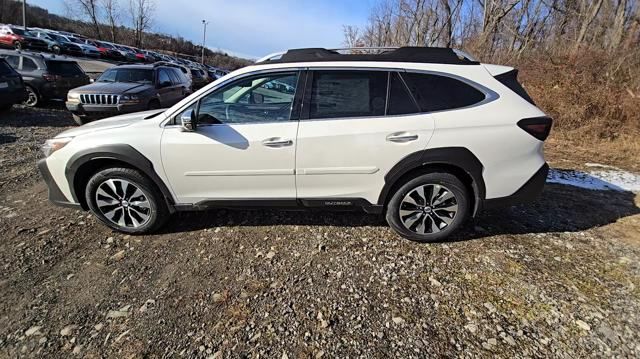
[85,168,170,234]
[385,172,470,242]
[13,41,22,50]
[52,45,61,55]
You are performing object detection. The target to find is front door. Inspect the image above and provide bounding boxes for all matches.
[160,71,302,204]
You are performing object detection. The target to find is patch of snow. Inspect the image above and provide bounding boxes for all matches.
[547,168,640,192]
[584,163,620,170]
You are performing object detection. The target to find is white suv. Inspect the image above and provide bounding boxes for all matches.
[38,47,552,242]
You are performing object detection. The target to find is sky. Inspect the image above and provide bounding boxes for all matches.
[27,0,374,59]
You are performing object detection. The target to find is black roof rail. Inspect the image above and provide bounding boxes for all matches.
[257,46,479,65]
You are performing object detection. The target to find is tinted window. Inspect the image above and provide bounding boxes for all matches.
[46,61,84,76]
[388,72,420,115]
[170,68,185,83]
[166,68,180,84]
[3,55,19,68]
[402,72,485,112]
[22,57,38,71]
[309,71,387,119]
[157,69,171,85]
[98,68,153,84]
[187,72,298,125]
[0,60,15,76]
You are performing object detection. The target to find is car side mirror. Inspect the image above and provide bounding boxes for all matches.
[180,109,197,132]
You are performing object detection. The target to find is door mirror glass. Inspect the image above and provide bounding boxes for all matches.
[180,109,197,132]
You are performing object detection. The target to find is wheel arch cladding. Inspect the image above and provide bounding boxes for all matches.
[65,144,175,210]
[377,147,486,216]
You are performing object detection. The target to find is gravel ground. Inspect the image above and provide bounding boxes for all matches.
[1,105,639,358]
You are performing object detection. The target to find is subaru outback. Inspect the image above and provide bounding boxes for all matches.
[39,47,552,242]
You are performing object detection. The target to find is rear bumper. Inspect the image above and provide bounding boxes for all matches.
[483,163,549,209]
[66,101,148,119]
[37,159,82,210]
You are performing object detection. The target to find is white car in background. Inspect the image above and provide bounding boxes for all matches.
[38,47,551,242]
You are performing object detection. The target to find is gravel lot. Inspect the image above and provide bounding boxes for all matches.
[1,105,639,358]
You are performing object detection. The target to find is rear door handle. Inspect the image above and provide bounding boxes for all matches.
[262,137,293,147]
[386,132,418,143]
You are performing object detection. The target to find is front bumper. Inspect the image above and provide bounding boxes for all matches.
[66,101,148,119]
[37,159,82,210]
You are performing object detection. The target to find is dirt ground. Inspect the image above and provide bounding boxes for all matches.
[1,104,639,358]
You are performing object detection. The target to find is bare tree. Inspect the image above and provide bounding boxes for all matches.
[64,0,102,38]
[102,0,120,43]
[128,0,154,47]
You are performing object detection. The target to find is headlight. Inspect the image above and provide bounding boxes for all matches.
[67,92,80,102]
[41,137,73,157]
[120,94,141,104]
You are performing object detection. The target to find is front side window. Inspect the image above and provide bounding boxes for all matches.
[309,70,387,119]
[402,72,486,112]
[179,72,299,125]
[157,69,171,86]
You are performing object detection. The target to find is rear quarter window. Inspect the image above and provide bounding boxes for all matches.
[402,72,486,112]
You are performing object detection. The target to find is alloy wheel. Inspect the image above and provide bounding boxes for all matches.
[24,87,38,107]
[95,179,152,228]
[398,183,458,234]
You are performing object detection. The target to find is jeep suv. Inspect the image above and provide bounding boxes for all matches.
[38,47,552,242]
[0,49,90,107]
[66,63,192,125]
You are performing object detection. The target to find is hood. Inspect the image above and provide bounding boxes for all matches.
[70,81,153,94]
[56,110,164,138]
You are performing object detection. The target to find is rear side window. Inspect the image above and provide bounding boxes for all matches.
[46,61,84,76]
[3,55,19,68]
[21,57,38,71]
[166,68,180,84]
[402,72,485,112]
[309,70,387,119]
[157,69,171,85]
[388,72,420,115]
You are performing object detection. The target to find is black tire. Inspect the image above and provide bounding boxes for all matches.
[385,172,470,243]
[72,114,88,126]
[52,45,61,55]
[148,99,161,110]
[23,86,39,107]
[85,167,170,234]
[13,41,22,50]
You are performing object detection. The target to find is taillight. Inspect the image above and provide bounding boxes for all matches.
[517,117,553,141]
[42,73,62,82]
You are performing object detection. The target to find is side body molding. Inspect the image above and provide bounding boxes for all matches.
[65,144,176,209]
[377,147,486,215]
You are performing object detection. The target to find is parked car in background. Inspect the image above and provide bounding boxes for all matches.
[112,44,139,62]
[0,49,90,107]
[44,32,84,57]
[0,25,49,52]
[89,40,125,61]
[66,63,192,124]
[189,67,209,90]
[28,29,62,54]
[66,36,101,58]
[0,57,27,111]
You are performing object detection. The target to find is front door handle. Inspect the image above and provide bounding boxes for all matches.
[386,132,418,143]
[262,137,293,147]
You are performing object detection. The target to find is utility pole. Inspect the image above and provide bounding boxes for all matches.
[201,20,209,64]
[22,0,27,30]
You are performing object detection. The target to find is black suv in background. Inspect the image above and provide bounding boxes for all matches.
[0,49,90,107]
[0,58,26,111]
[66,63,192,125]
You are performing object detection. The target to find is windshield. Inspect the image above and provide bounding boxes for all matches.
[68,37,85,44]
[99,42,114,49]
[98,68,153,84]
[48,34,66,42]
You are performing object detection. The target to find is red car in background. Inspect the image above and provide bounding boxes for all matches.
[0,25,48,51]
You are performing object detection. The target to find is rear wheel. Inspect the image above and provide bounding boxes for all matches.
[85,167,170,234]
[23,86,39,107]
[13,41,22,50]
[52,45,61,54]
[385,172,470,242]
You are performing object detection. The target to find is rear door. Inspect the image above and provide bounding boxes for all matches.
[295,70,435,205]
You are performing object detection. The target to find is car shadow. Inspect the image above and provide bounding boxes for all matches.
[158,183,639,241]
